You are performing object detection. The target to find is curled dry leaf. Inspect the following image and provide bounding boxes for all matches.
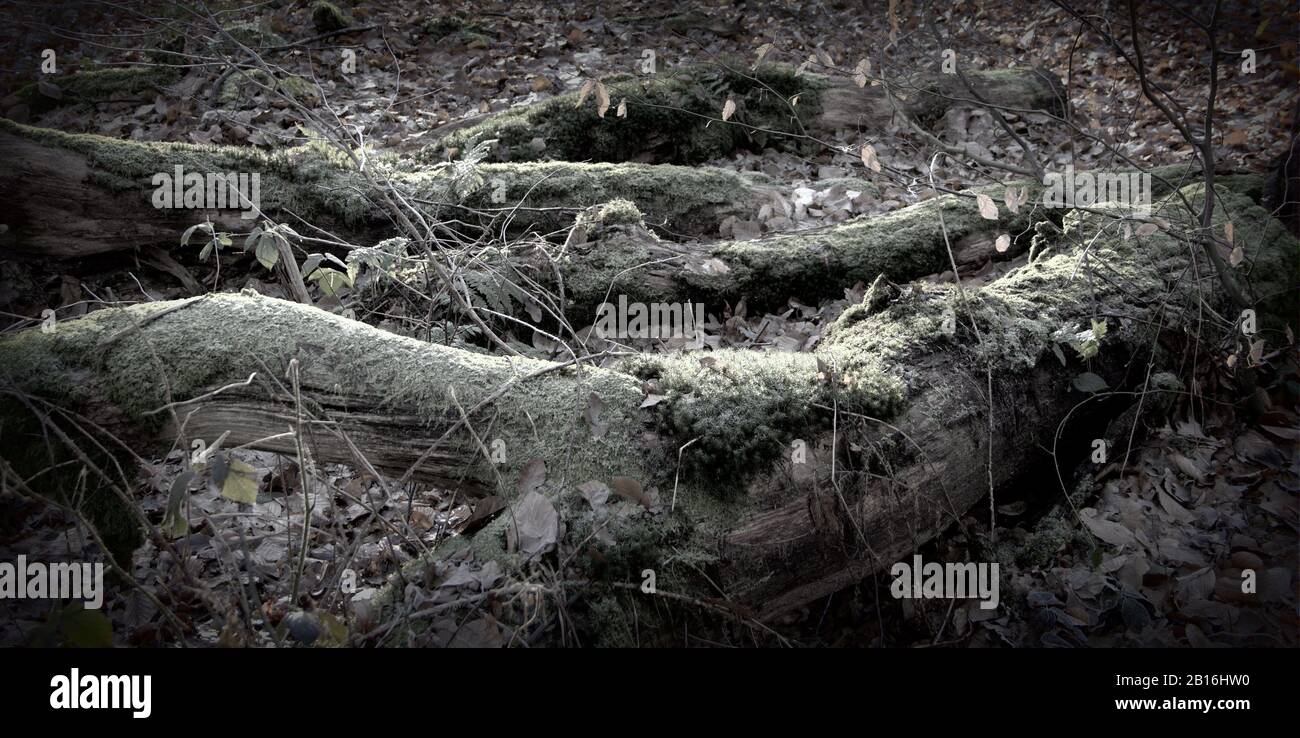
[1248,339,1264,366]
[995,234,1011,253]
[721,98,736,122]
[975,193,998,220]
[517,458,546,495]
[1229,245,1244,267]
[595,80,610,118]
[640,393,666,408]
[575,79,595,109]
[860,143,881,172]
[853,58,870,87]
[616,98,627,118]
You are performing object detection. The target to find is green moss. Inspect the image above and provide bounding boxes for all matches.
[618,349,901,495]
[444,161,764,236]
[218,69,319,107]
[815,176,883,199]
[211,21,286,52]
[0,118,375,225]
[426,63,826,164]
[710,183,1047,307]
[311,1,351,33]
[909,68,1065,123]
[578,199,645,228]
[16,67,178,113]
[0,292,661,501]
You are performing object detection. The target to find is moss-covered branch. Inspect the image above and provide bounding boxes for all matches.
[13,67,179,114]
[0,121,779,260]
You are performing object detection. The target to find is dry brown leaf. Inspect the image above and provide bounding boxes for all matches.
[860,143,881,172]
[610,476,650,508]
[517,458,546,495]
[575,79,595,109]
[975,193,998,220]
[1229,245,1244,267]
[721,98,736,122]
[595,81,610,118]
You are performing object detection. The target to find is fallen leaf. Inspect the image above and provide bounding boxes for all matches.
[585,391,608,438]
[610,476,650,508]
[975,193,998,220]
[221,458,260,504]
[575,79,595,109]
[1081,509,1137,547]
[1072,372,1109,393]
[595,80,610,118]
[577,480,610,510]
[721,98,736,122]
[506,490,558,556]
[1229,245,1244,267]
[640,393,666,408]
[995,234,1011,253]
[517,458,546,495]
[860,143,881,172]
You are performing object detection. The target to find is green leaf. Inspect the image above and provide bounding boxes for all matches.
[1090,319,1108,340]
[309,267,351,296]
[1072,372,1109,393]
[60,607,113,648]
[255,238,280,270]
[162,470,194,539]
[221,458,260,504]
[301,254,324,279]
[181,223,203,246]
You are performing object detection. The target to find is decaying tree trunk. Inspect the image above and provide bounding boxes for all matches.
[3,176,1292,637]
[0,120,828,264]
[428,64,1065,164]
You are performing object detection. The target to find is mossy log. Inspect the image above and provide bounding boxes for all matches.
[427,64,1065,164]
[1,119,1235,327]
[0,121,785,261]
[11,67,178,114]
[2,182,1292,638]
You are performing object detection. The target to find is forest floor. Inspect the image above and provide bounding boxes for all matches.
[0,0,1295,647]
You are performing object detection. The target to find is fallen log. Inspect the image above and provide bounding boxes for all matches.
[2,180,1292,642]
[0,120,790,261]
[426,63,1065,164]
